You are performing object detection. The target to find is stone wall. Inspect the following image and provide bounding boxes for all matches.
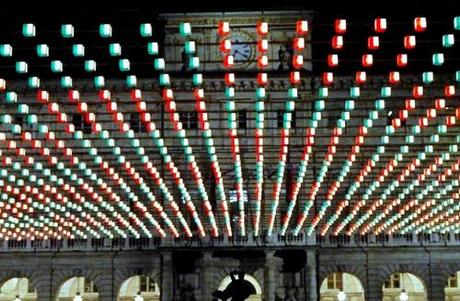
[1,246,459,300]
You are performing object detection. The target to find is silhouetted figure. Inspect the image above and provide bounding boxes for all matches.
[285,39,294,70]
[212,271,255,301]
[278,46,286,71]
[181,49,188,72]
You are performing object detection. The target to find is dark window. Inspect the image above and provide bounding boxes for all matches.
[27,279,35,293]
[449,274,458,288]
[130,113,146,133]
[13,115,24,135]
[13,115,24,126]
[238,109,247,129]
[84,279,97,293]
[72,114,92,134]
[179,111,198,130]
[140,275,147,292]
[277,110,296,128]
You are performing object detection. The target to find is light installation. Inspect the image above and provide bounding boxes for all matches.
[0,14,458,241]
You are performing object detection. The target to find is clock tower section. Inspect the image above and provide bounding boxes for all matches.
[160,11,312,72]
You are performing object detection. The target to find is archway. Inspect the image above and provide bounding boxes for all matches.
[445,271,460,301]
[320,272,364,301]
[56,277,99,301]
[0,278,37,301]
[214,272,262,301]
[118,275,160,301]
[382,273,427,301]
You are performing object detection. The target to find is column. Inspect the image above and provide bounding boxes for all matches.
[161,252,174,301]
[367,264,383,301]
[431,264,446,301]
[264,251,277,301]
[306,250,318,301]
[35,271,52,301]
[93,270,115,301]
[200,252,214,301]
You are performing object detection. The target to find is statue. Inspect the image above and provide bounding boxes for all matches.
[180,283,196,301]
[212,271,255,301]
[285,287,299,301]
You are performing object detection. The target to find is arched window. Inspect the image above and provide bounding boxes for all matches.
[0,278,37,301]
[320,272,364,301]
[445,271,460,301]
[56,277,99,301]
[382,273,427,301]
[118,275,160,301]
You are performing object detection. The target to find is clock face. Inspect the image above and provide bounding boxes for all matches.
[228,31,255,67]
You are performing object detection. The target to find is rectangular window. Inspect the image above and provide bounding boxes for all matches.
[229,189,248,203]
[336,273,343,290]
[393,274,400,288]
[84,280,94,293]
[384,279,392,288]
[238,109,247,129]
[179,111,198,130]
[327,273,343,290]
[140,276,147,292]
[327,275,334,289]
[13,115,24,135]
[27,280,35,293]
[148,277,156,292]
[449,274,458,288]
[277,110,296,129]
[130,113,146,133]
[385,274,401,288]
[72,114,92,134]
[13,115,24,127]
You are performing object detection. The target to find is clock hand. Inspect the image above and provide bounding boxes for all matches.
[233,49,249,59]
[240,53,249,59]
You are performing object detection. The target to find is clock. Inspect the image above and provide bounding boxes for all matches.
[226,30,255,68]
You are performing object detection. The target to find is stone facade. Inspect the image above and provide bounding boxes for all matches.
[1,245,459,300]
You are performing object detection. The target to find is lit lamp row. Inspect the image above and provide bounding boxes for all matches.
[193,86,232,236]
[181,25,232,235]
[0,156,83,240]
[37,90,168,237]
[306,99,356,234]
[267,87,298,235]
[387,142,460,233]
[318,98,387,235]
[162,86,217,236]
[269,23,308,235]
[88,89,190,237]
[219,22,246,236]
[1,28,179,237]
[332,90,444,235]
[278,21,309,235]
[364,138,458,234]
[0,122,130,239]
[347,104,454,235]
[392,160,460,234]
[311,103,382,232]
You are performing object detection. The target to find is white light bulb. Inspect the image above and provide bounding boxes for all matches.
[135,292,144,301]
[337,290,347,301]
[73,292,83,301]
[399,290,409,301]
